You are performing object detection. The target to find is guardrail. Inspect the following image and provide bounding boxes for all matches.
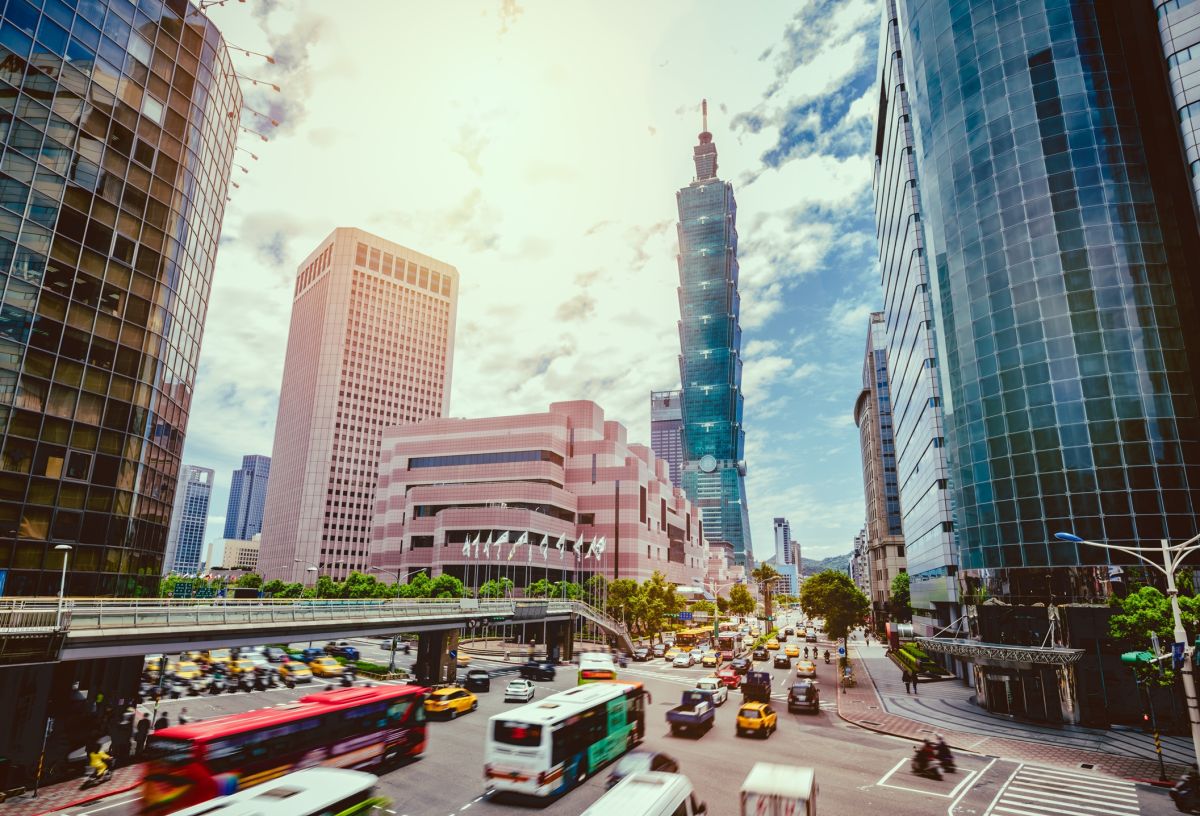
[0,600,69,633]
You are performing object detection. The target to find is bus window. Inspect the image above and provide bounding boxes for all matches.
[493,721,543,747]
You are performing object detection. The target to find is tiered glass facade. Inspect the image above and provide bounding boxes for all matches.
[0,0,239,595]
[163,463,211,574]
[894,0,1200,601]
[223,453,270,540]
[675,123,752,565]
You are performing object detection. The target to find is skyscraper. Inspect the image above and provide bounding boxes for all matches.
[772,517,798,595]
[258,228,459,583]
[163,466,215,576]
[223,454,271,540]
[650,389,684,487]
[1156,1,1200,219]
[876,0,1200,721]
[0,0,239,596]
[853,312,906,617]
[675,101,753,566]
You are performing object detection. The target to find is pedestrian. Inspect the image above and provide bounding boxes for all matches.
[902,669,912,694]
[154,712,169,732]
[177,708,189,725]
[134,713,150,756]
[912,671,919,695]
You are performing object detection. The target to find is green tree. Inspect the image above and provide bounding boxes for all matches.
[551,580,583,600]
[396,571,434,598]
[429,573,465,598]
[890,572,912,622]
[728,583,756,617]
[276,581,305,598]
[261,578,286,597]
[716,595,730,614]
[752,563,783,620]
[525,578,555,598]
[342,571,383,598]
[583,575,608,607]
[234,573,263,589]
[1109,586,1200,686]
[313,574,343,598]
[800,569,870,646]
[689,599,717,615]
[478,577,514,598]
[606,579,641,631]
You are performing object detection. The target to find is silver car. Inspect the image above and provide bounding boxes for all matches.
[504,678,536,702]
[673,653,694,668]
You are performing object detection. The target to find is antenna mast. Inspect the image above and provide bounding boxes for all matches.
[702,98,708,133]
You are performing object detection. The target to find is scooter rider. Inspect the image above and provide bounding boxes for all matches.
[87,743,113,783]
[823,649,831,664]
[935,734,955,772]
[803,646,809,659]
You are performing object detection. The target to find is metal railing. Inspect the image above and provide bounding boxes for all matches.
[0,599,70,633]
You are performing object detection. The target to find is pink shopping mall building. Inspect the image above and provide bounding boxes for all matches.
[369,400,710,590]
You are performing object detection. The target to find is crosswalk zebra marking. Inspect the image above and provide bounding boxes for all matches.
[984,764,1142,816]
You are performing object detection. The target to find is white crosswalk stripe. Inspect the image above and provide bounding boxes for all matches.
[987,764,1141,816]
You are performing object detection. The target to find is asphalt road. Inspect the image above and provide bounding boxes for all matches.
[53,622,1176,816]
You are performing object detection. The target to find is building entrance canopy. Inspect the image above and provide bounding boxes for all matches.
[917,637,1084,666]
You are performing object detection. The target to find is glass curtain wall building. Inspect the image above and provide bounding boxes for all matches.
[1156,0,1200,218]
[0,0,239,595]
[223,453,270,539]
[675,103,752,567]
[890,0,1200,604]
[650,389,683,488]
[872,0,958,638]
[162,463,211,574]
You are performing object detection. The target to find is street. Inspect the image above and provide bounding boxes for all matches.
[45,622,1177,816]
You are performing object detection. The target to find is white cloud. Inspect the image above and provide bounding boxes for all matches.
[827,296,878,337]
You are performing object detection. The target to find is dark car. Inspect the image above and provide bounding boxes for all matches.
[605,750,680,790]
[777,633,787,643]
[652,644,667,658]
[263,646,288,663]
[464,668,491,692]
[730,656,751,674]
[632,646,651,662]
[324,642,361,661]
[784,628,795,636]
[773,653,791,669]
[297,647,326,663]
[752,647,769,662]
[788,680,820,713]
[520,660,556,681]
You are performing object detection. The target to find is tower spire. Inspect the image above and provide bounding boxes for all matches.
[693,98,717,181]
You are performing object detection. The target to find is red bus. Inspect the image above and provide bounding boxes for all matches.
[141,685,428,815]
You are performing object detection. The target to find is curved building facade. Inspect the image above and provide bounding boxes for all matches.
[895,0,1200,602]
[0,0,239,596]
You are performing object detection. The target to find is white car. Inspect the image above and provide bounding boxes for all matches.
[689,649,704,662]
[504,679,536,702]
[693,677,728,706]
[673,653,694,668]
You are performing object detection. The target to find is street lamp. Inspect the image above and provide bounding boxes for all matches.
[1055,530,1200,770]
[54,544,71,629]
[294,559,320,585]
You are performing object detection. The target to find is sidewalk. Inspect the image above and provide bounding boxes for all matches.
[1,764,141,816]
[836,640,1189,782]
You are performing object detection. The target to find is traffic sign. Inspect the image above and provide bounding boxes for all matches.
[1174,642,1186,670]
[679,611,693,621]
[448,650,457,659]
[837,645,846,657]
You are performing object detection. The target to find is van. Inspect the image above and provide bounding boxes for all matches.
[582,772,707,816]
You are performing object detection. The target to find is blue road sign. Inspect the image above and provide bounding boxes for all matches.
[837,645,846,657]
[1175,642,1186,670]
[448,650,457,659]
[679,611,693,621]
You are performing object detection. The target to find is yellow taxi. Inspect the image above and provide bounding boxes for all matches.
[766,638,780,651]
[278,661,312,682]
[750,628,761,638]
[456,653,472,667]
[423,687,478,719]
[201,649,231,666]
[736,702,778,738]
[795,660,817,678]
[700,651,720,668]
[784,644,800,658]
[168,660,202,680]
[181,651,203,663]
[309,656,344,677]
[664,647,682,662]
[228,658,259,676]
[143,654,167,678]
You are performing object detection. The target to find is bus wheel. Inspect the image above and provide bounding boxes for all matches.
[575,761,588,786]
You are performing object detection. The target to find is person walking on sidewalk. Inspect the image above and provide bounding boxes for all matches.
[134,713,150,756]
[902,669,913,694]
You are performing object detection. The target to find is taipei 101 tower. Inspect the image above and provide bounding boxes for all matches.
[675,101,753,568]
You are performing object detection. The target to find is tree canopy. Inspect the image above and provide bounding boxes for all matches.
[728,583,756,616]
[800,569,870,643]
[890,572,912,622]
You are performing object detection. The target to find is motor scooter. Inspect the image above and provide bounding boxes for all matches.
[81,752,113,789]
[910,745,942,780]
[1172,770,1200,813]
[823,651,830,665]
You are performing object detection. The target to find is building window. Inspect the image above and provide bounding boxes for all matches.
[63,450,92,481]
[141,95,165,125]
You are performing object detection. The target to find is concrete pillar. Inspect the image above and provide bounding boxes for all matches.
[414,629,458,686]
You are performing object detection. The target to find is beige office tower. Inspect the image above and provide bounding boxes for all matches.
[258,228,459,583]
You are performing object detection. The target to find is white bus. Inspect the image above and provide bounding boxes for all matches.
[484,682,648,798]
[578,652,618,684]
[168,768,385,816]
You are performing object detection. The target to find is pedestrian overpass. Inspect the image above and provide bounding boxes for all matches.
[0,596,633,664]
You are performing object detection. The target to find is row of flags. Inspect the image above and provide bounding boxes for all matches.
[459,531,607,561]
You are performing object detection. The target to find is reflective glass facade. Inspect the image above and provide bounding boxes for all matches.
[675,123,752,565]
[1157,0,1200,218]
[163,462,210,574]
[873,0,958,632]
[223,453,269,540]
[893,0,1200,600]
[0,0,239,595]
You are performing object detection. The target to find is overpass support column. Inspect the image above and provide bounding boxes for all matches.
[546,620,572,664]
[414,629,458,686]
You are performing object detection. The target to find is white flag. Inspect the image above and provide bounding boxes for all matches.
[554,534,567,559]
[461,536,471,557]
[593,536,606,559]
[482,533,493,558]
[509,531,528,561]
[494,531,510,560]
[585,536,598,559]
[539,534,549,560]
[473,535,481,559]
[572,534,585,554]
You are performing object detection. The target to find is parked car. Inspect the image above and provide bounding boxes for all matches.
[325,641,361,661]
[464,669,491,692]
[736,702,778,738]
[787,680,820,714]
[717,667,742,689]
[633,646,651,662]
[672,653,695,668]
[730,657,751,675]
[520,660,556,681]
[605,750,680,790]
[504,678,536,703]
[424,687,477,718]
[773,653,791,669]
[666,689,717,736]
[693,676,728,706]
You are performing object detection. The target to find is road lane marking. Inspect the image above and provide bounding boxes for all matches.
[982,764,1024,816]
[948,757,997,816]
[876,755,979,798]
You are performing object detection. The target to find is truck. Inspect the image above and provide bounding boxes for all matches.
[740,763,817,816]
[666,689,717,736]
[742,670,772,703]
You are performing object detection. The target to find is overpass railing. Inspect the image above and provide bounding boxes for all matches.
[0,599,70,633]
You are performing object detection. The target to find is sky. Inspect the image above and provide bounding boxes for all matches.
[185,0,884,562]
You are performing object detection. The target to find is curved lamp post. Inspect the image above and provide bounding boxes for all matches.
[1055,530,1200,770]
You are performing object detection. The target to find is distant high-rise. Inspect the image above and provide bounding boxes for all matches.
[258,228,459,583]
[224,455,271,540]
[853,312,906,616]
[772,517,798,595]
[164,467,215,576]
[675,100,753,566]
[1156,1,1200,220]
[650,390,684,487]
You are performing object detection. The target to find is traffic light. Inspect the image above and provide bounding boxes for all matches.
[1121,651,1154,666]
